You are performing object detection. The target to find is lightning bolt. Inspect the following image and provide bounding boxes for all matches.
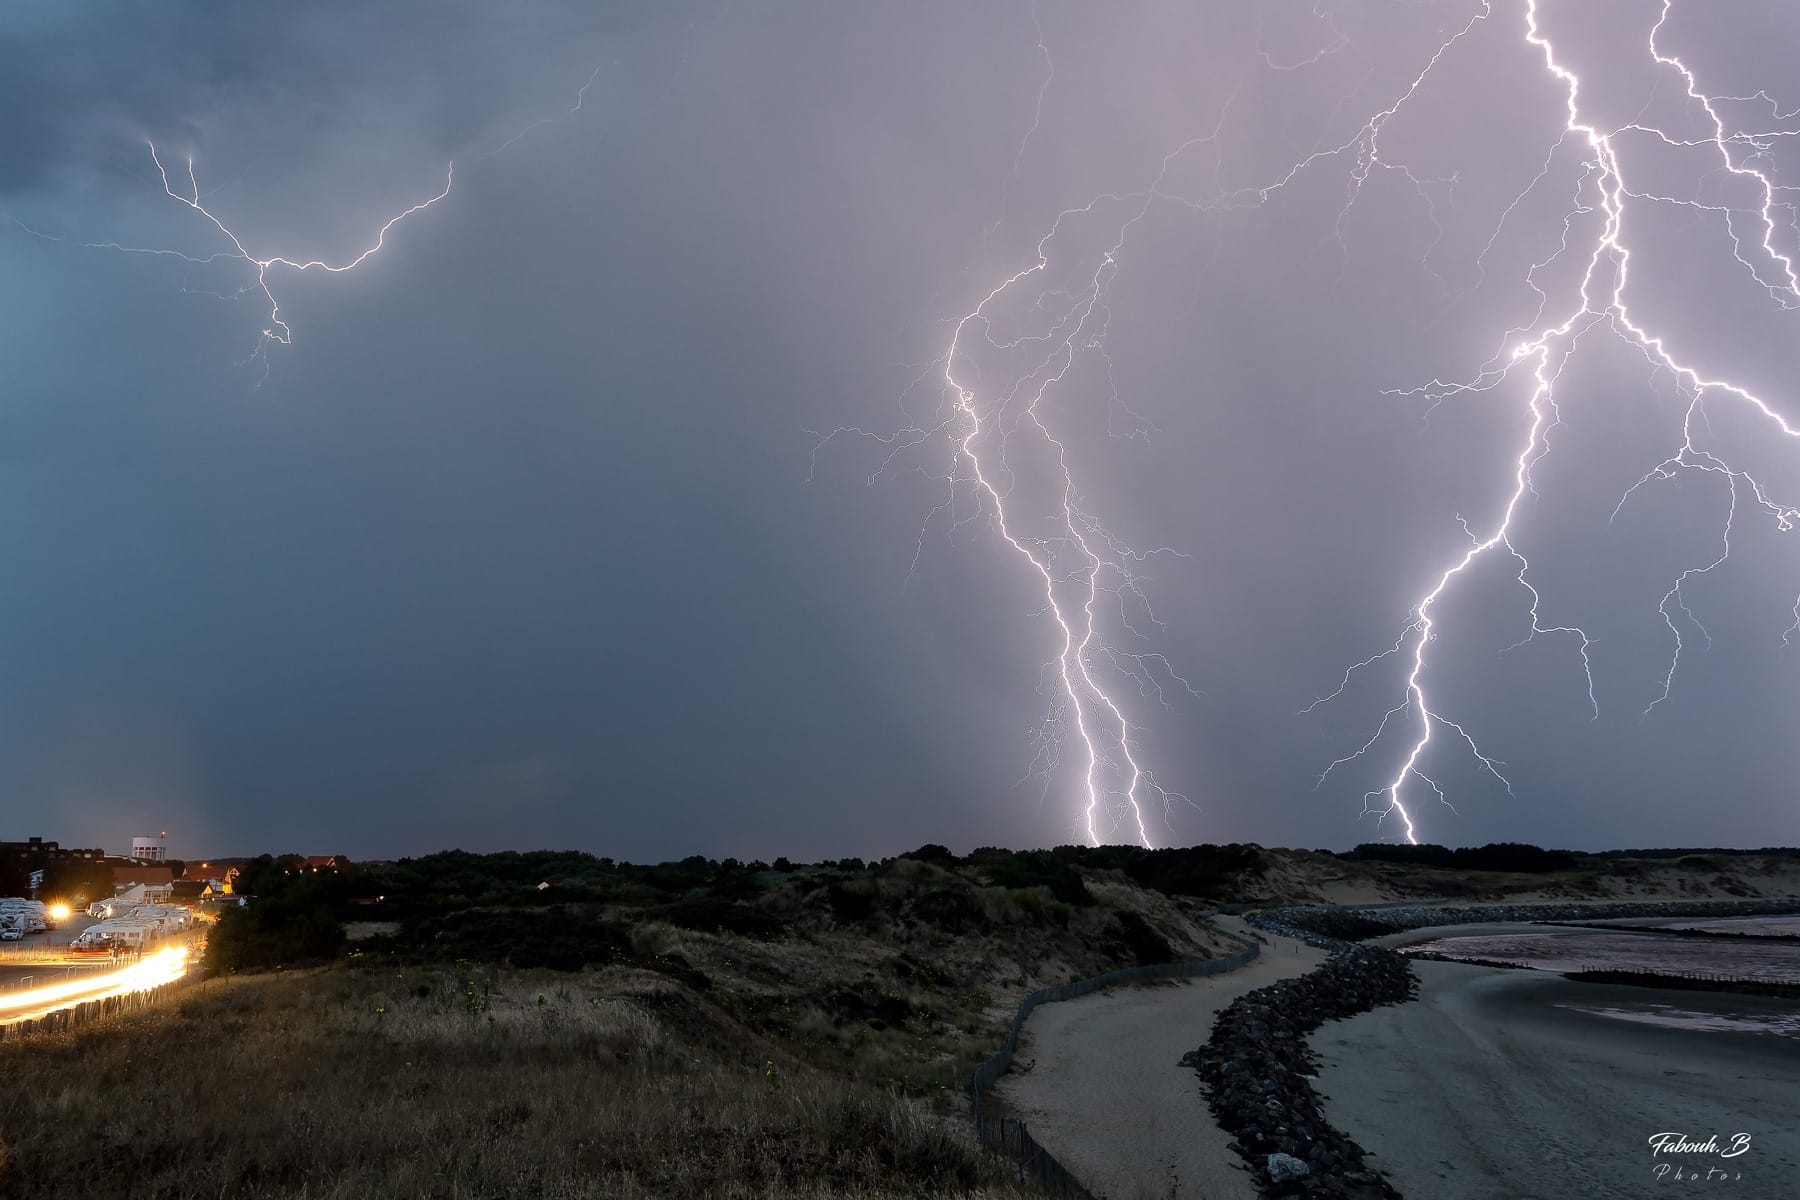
[8,65,607,381]
[940,195,1195,849]
[23,6,1795,850]
[1312,0,1800,842]
[147,142,454,370]
[819,3,1496,847]
[8,144,452,384]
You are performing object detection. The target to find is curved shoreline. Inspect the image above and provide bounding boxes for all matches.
[1249,897,1800,951]
[993,916,1325,1200]
[1313,960,1800,1200]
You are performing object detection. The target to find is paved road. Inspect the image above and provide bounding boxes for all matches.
[0,941,192,1027]
[994,918,1324,1200]
[0,917,110,987]
[1315,960,1800,1200]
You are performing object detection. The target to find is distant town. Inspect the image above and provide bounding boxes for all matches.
[0,832,344,926]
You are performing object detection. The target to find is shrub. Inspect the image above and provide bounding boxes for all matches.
[912,887,983,933]
[652,897,786,939]
[1344,841,1576,874]
[406,908,635,971]
[1108,910,1173,966]
[205,901,345,973]
[981,852,1093,905]
[826,883,876,922]
[1010,889,1045,921]
[899,843,959,867]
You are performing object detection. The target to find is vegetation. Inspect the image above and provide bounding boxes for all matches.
[193,844,1244,1110]
[5,838,1792,1197]
[0,965,1026,1200]
[204,899,346,972]
[0,843,1268,1198]
[205,844,1262,978]
[1340,841,1579,873]
[0,854,113,906]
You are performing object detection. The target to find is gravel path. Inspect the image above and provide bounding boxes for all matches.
[994,918,1324,1200]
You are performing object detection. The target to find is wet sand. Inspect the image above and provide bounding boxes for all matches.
[994,918,1324,1200]
[1315,960,1800,1200]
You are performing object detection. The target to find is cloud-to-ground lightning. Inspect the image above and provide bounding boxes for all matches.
[1312,0,1800,842]
[21,3,1798,849]
[819,3,1500,847]
[819,183,1209,849]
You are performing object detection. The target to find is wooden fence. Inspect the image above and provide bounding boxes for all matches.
[0,978,185,1041]
[972,1114,1088,1197]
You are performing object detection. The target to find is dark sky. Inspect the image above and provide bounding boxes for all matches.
[4,1,1799,860]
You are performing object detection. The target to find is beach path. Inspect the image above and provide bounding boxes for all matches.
[993,917,1324,1200]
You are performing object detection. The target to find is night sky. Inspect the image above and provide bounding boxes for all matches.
[5,1,1799,861]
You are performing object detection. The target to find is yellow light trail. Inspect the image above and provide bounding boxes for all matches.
[0,946,190,1024]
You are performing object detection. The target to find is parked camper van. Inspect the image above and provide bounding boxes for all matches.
[0,899,46,934]
[70,920,154,955]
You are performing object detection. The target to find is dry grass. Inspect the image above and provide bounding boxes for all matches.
[0,964,1026,1200]
[614,870,1239,1102]
[0,856,1258,1198]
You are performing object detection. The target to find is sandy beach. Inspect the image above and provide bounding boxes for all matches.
[994,918,1324,1200]
[1314,960,1800,1200]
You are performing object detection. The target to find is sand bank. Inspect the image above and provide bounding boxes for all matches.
[1314,960,1800,1199]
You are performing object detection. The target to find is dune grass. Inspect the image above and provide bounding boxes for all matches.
[0,964,1025,1200]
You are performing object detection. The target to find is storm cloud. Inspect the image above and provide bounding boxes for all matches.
[5,0,1799,861]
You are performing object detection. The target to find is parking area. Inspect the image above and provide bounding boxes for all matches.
[0,916,107,981]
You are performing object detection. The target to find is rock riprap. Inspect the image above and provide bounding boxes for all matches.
[1189,947,1418,1197]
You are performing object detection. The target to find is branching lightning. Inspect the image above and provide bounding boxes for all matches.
[1312,0,1800,841]
[8,64,607,381]
[149,143,454,369]
[827,0,1797,848]
[819,2,1501,847]
[20,3,1797,848]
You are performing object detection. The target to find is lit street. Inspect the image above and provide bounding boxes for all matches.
[0,945,192,1027]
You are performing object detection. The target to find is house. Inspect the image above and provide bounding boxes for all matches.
[112,882,173,905]
[302,856,339,872]
[181,862,239,894]
[113,865,175,893]
[169,880,207,904]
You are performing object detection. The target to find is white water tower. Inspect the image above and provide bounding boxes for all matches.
[131,833,168,862]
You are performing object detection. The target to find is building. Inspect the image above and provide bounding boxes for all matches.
[169,880,207,904]
[302,855,340,872]
[113,865,175,893]
[131,834,168,862]
[182,862,239,894]
[113,881,173,905]
[0,837,105,863]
